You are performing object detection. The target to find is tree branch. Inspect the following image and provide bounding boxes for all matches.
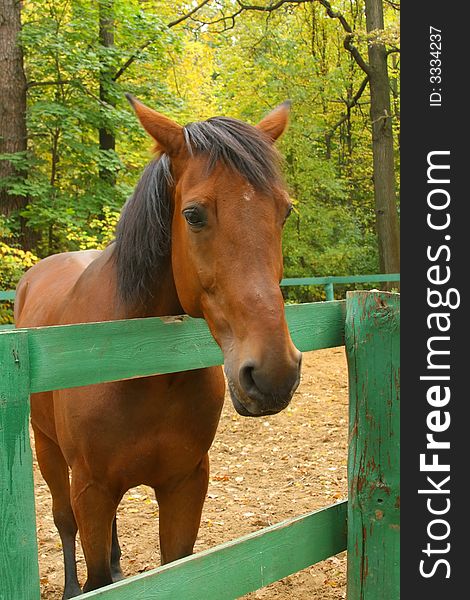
[350,75,370,105]
[325,75,369,141]
[188,0,309,31]
[26,80,73,89]
[113,0,212,82]
[188,8,244,34]
[384,0,400,10]
[317,0,370,75]
[237,0,304,11]
[167,0,213,28]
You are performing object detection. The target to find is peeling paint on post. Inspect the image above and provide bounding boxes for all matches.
[345,291,400,599]
[0,330,40,599]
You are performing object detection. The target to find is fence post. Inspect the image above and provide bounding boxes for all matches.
[345,291,400,599]
[0,331,40,599]
[324,282,334,301]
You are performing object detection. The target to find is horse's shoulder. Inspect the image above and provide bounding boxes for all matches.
[45,249,102,269]
[20,249,101,279]
[15,250,103,327]
[60,245,119,323]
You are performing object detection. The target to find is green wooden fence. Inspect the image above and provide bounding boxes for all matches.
[280,273,400,301]
[0,291,15,301]
[0,273,400,306]
[0,291,400,600]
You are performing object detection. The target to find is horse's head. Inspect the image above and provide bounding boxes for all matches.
[125,96,302,416]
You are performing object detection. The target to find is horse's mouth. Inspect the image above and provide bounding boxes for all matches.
[227,378,289,418]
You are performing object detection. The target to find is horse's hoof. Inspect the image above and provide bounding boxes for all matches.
[111,569,125,583]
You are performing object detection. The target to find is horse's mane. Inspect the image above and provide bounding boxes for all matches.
[115,117,283,308]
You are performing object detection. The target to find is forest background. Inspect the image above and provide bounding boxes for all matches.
[0,0,400,321]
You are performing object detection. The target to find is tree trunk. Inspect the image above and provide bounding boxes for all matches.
[364,0,400,274]
[99,0,116,185]
[0,0,29,235]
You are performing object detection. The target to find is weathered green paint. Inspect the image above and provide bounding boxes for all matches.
[345,291,400,599]
[16,301,345,393]
[80,501,347,600]
[0,291,15,301]
[0,331,40,600]
[324,282,335,301]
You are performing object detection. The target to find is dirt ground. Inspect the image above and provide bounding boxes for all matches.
[34,347,349,599]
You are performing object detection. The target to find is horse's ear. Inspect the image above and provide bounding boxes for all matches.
[126,94,185,155]
[256,100,291,142]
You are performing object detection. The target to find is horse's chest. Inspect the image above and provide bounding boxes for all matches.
[57,368,225,489]
[107,398,221,488]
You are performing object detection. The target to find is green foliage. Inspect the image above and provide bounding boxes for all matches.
[0,219,40,323]
[0,241,38,288]
[65,205,120,250]
[282,204,379,302]
[8,0,180,255]
[2,0,399,285]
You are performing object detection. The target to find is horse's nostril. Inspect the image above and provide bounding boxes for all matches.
[239,361,263,401]
[238,354,301,408]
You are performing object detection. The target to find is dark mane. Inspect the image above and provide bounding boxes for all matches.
[115,117,283,307]
[183,117,282,191]
[114,155,172,308]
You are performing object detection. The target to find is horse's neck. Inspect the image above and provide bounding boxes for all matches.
[71,245,184,323]
[137,265,184,319]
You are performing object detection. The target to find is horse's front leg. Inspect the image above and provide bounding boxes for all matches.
[111,516,124,582]
[155,454,210,564]
[70,467,121,592]
[33,424,82,599]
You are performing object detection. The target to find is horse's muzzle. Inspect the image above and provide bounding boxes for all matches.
[226,351,302,417]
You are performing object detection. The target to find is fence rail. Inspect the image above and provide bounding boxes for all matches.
[81,502,347,600]
[280,273,400,301]
[1,273,400,306]
[0,291,15,301]
[0,292,400,600]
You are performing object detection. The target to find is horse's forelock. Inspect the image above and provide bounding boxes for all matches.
[183,117,283,192]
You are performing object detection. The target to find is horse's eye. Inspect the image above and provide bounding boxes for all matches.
[183,206,207,229]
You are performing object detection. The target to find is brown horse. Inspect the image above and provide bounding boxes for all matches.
[15,97,302,598]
